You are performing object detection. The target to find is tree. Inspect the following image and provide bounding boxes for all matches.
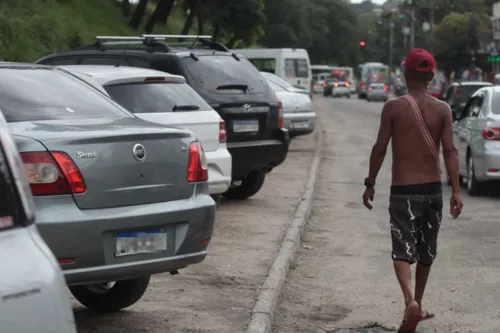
[144,0,175,33]
[433,12,491,74]
[129,0,150,29]
[122,0,131,17]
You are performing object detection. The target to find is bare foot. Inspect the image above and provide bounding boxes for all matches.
[397,300,423,333]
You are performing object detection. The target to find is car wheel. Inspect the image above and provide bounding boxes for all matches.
[70,276,150,312]
[223,170,266,199]
[466,158,482,196]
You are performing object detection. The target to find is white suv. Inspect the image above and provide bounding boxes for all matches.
[59,65,232,201]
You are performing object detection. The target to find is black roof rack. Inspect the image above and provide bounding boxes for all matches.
[77,34,229,53]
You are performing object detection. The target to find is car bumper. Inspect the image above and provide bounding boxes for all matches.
[35,184,216,286]
[332,88,350,96]
[367,93,388,100]
[283,112,316,137]
[474,149,500,182]
[227,128,290,179]
[206,148,232,194]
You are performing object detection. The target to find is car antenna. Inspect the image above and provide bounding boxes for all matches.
[115,48,127,67]
[190,35,200,48]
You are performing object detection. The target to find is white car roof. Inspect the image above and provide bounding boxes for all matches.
[57,65,186,86]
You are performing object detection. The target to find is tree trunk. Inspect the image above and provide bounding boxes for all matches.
[227,36,238,49]
[159,0,175,25]
[129,0,150,30]
[197,1,204,35]
[144,0,169,33]
[121,0,131,17]
[180,9,196,38]
[213,24,220,42]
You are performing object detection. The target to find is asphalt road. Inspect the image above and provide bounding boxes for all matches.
[72,115,319,332]
[273,95,500,333]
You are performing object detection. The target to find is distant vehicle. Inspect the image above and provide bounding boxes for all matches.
[37,35,290,200]
[330,66,355,93]
[233,48,312,95]
[331,81,351,98]
[1,63,216,312]
[322,78,340,96]
[0,111,77,333]
[427,86,441,98]
[366,83,389,102]
[312,72,330,94]
[59,65,232,203]
[442,81,493,118]
[261,71,316,138]
[357,62,389,99]
[451,86,500,195]
[311,65,334,77]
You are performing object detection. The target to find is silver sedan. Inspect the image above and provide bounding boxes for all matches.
[452,86,500,195]
[260,72,316,138]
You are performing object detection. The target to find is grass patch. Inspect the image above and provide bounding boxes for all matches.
[0,0,209,62]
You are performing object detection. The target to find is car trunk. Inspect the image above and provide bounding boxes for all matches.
[135,112,220,152]
[10,119,193,210]
[212,102,278,143]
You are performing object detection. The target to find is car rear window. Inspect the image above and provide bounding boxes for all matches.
[183,55,267,94]
[0,68,131,123]
[456,85,490,101]
[104,82,212,113]
[490,91,500,114]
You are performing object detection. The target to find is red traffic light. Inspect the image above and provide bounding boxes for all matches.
[360,41,366,47]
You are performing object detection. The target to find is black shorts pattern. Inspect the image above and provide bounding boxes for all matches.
[389,194,442,265]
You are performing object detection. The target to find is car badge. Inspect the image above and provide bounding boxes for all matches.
[76,151,97,159]
[243,104,252,111]
[133,144,146,162]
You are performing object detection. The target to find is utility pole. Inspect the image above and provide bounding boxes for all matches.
[429,0,435,52]
[409,0,415,48]
[389,19,395,69]
[469,0,477,70]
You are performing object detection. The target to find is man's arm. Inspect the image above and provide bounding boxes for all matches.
[441,104,460,193]
[367,100,394,181]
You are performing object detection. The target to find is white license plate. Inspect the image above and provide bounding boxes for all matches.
[233,120,259,132]
[115,228,167,257]
[292,121,310,129]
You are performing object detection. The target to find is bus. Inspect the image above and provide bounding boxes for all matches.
[357,62,390,98]
[311,65,334,76]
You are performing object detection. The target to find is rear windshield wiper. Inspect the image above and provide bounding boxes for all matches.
[216,84,248,93]
[172,104,200,111]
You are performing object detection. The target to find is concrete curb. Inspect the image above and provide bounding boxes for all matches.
[245,126,323,333]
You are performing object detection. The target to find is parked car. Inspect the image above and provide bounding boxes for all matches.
[260,71,316,138]
[366,83,389,102]
[427,86,441,98]
[0,110,77,332]
[37,35,290,200]
[331,81,351,98]
[58,65,232,204]
[0,63,216,312]
[451,86,500,196]
[442,81,492,119]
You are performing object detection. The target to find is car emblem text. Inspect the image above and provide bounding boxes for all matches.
[133,144,146,162]
[76,151,97,159]
[243,104,252,111]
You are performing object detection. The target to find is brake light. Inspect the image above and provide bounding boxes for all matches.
[482,128,500,141]
[384,84,389,92]
[277,98,284,129]
[455,87,460,97]
[313,85,317,89]
[322,83,327,87]
[219,119,227,143]
[187,142,208,182]
[21,152,86,196]
[346,83,350,87]
[144,77,165,82]
[368,87,373,91]
[361,83,366,89]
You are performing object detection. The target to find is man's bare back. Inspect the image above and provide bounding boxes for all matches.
[385,93,450,185]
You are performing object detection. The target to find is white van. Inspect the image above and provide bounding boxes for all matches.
[233,48,312,94]
[0,111,77,333]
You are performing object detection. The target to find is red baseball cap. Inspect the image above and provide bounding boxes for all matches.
[402,48,435,73]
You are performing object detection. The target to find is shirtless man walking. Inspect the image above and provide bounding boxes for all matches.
[362,49,463,333]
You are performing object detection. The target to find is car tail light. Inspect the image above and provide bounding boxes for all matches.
[312,85,317,89]
[368,87,373,91]
[482,128,500,141]
[277,98,284,129]
[219,119,227,143]
[384,84,389,92]
[455,87,460,97]
[144,77,165,82]
[361,83,366,89]
[346,82,350,87]
[322,83,327,87]
[187,142,208,182]
[21,152,86,196]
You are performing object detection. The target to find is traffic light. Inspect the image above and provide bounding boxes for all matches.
[360,41,366,47]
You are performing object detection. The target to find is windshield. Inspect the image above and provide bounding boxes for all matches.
[183,55,267,94]
[104,82,211,113]
[491,91,500,115]
[262,72,295,90]
[456,85,491,102]
[360,65,388,84]
[0,68,130,123]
